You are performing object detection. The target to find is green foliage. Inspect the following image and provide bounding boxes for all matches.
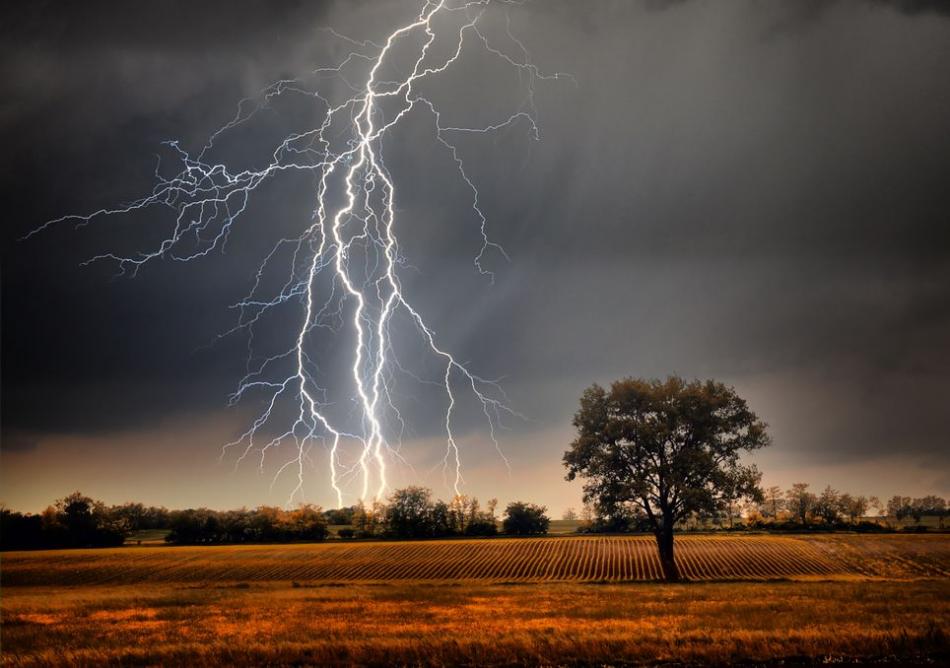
[465,516,499,536]
[352,500,385,536]
[386,487,436,538]
[164,505,328,544]
[383,488,499,538]
[323,506,356,525]
[109,502,170,531]
[565,376,768,530]
[1,492,125,550]
[580,501,651,533]
[564,376,769,579]
[786,483,816,525]
[887,495,947,527]
[814,486,841,524]
[502,502,549,535]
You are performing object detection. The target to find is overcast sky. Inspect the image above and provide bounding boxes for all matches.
[3,0,949,513]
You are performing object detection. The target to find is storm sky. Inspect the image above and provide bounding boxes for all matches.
[3,0,949,513]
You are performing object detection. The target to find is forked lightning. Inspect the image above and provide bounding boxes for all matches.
[27,0,566,506]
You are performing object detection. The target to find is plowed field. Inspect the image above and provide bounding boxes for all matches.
[3,534,947,586]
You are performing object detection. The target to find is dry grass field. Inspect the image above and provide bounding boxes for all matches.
[2,534,948,666]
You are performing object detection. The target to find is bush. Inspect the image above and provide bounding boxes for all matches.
[901,525,929,533]
[503,502,549,535]
[385,487,435,538]
[464,516,498,536]
[576,500,652,533]
[582,514,652,534]
[324,506,356,525]
[1,493,127,550]
[166,509,216,544]
[853,521,889,533]
[337,528,355,539]
[1,510,45,550]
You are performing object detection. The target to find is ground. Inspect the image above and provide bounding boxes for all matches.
[2,534,948,666]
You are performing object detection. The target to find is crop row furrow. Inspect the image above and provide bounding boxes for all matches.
[4,535,949,586]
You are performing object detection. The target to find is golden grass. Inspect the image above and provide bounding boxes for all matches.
[3,533,948,586]
[2,580,947,666]
[2,535,948,665]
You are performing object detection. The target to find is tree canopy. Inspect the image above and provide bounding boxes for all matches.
[502,502,550,535]
[564,376,769,579]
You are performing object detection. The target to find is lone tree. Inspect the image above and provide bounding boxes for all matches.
[564,376,769,580]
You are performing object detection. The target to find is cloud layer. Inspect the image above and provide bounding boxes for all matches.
[3,0,949,509]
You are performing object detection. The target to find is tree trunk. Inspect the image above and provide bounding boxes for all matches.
[654,525,680,582]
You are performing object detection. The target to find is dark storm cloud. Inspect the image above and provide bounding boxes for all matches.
[1,432,39,453]
[1,1,320,49]
[643,0,950,16]
[851,0,950,17]
[2,0,949,495]
[1,0,335,435]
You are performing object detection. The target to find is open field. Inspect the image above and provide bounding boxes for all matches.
[2,579,947,666]
[2,535,948,666]
[4,533,949,586]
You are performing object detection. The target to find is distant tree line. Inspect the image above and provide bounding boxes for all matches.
[885,495,947,528]
[330,487,549,539]
[164,505,329,544]
[744,483,882,530]
[1,487,551,550]
[1,492,126,550]
[568,483,947,533]
[0,492,332,549]
[746,486,946,531]
[2,483,943,551]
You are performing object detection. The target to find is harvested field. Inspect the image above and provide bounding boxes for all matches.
[3,535,948,666]
[3,533,948,586]
[2,580,947,666]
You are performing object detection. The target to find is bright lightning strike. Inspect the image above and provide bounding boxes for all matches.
[26,0,567,507]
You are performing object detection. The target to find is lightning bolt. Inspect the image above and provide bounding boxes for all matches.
[26,0,567,506]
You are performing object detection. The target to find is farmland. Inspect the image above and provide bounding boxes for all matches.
[3,533,948,586]
[2,534,948,666]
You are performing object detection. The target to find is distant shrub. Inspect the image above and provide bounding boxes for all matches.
[503,502,549,536]
[853,521,889,533]
[1,511,46,550]
[324,506,356,525]
[109,502,170,531]
[337,528,355,539]
[576,500,652,534]
[583,516,649,534]
[385,487,436,539]
[464,517,498,536]
[1,492,126,550]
